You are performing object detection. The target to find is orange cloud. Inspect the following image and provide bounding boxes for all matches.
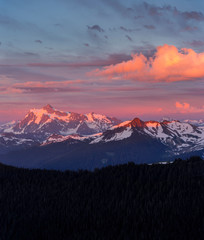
[175,102,190,110]
[90,44,204,82]
[175,102,204,113]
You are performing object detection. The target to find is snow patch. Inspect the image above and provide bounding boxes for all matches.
[91,127,132,144]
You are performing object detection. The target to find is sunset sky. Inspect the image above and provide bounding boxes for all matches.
[0,0,204,122]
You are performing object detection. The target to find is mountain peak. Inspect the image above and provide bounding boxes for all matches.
[130,118,145,128]
[4,105,121,139]
[43,104,55,113]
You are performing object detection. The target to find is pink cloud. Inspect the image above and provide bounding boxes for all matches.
[90,44,204,82]
[175,102,204,113]
[13,80,83,88]
[0,79,84,95]
[176,102,190,110]
[0,87,24,95]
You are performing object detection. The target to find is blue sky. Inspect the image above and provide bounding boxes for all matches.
[1,0,204,59]
[0,0,204,121]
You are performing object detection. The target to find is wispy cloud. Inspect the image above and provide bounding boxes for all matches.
[125,35,132,42]
[120,26,133,32]
[144,24,155,30]
[175,102,204,113]
[182,26,198,32]
[24,52,39,57]
[142,3,204,21]
[87,25,104,32]
[0,53,132,69]
[0,80,84,94]
[181,11,204,21]
[184,40,204,48]
[35,39,43,44]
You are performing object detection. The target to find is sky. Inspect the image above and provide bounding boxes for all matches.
[0,0,204,122]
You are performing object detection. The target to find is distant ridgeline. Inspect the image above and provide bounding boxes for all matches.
[0,105,203,170]
[1,156,204,240]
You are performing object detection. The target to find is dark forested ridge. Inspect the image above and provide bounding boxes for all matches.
[1,156,204,240]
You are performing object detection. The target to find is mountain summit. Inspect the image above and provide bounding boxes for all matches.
[2,105,122,141]
[42,104,55,113]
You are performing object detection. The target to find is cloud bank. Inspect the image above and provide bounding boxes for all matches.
[90,44,204,82]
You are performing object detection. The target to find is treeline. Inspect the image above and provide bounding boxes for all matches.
[1,156,204,240]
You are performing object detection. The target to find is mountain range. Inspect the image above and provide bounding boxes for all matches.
[0,104,203,170]
[0,104,121,153]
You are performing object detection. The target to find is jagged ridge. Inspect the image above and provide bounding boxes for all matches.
[1,104,121,141]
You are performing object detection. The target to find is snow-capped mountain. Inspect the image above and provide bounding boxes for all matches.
[0,104,121,141]
[90,118,204,155]
[183,119,204,127]
[0,132,39,154]
[0,111,203,170]
[0,121,17,132]
[35,116,204,157]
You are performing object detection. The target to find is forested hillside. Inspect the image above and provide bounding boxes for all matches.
[1,156,204,240]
